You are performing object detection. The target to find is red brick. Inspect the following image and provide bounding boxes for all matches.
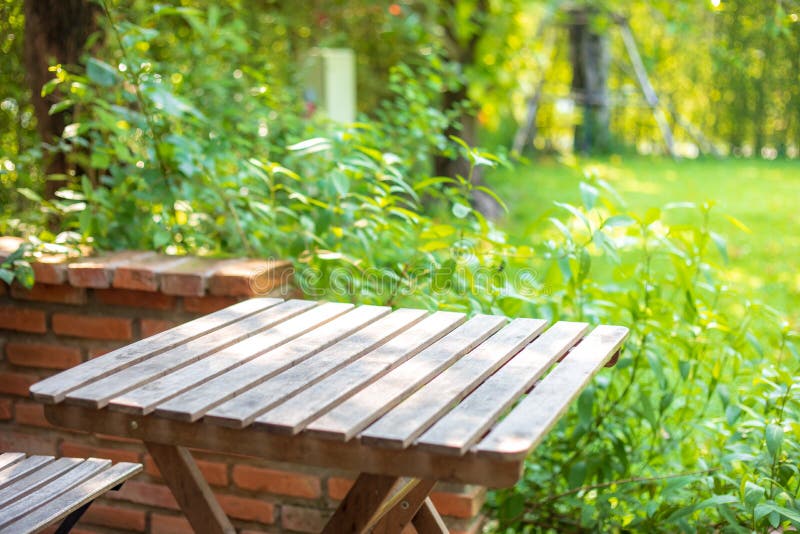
[15,402,51,428]
[94,288,176,310]
[430,487,486,518]
[112,253,182,292]
[6,341,83,369]
[31,256,68,285]
[0,429,56,455]
[144,455,228,487]
[445,514,485,534]
[60,441,141,464]
[140,318,179,338]
[209,259,292,297]
[67,251,152,288]
[281,505,330,533]
[183,295,238,314]
[107,480,179,510]
[233,465,321,499]
[89,346,119,358]
[52,313,133,340]
[151,513,192,534]
[327,476,354,500]
[218,494,274,524]
[82,503,146,532]
[0,371,38,396]
[0,306,46,333]
[10,282,87,305]
[160,258,222,296]
[0,398,11,420]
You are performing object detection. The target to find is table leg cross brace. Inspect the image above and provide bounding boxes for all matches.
[323,473,447,534]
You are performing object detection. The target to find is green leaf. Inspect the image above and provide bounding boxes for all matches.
[452,203,471,219]
[86,58,120,87]
[710,231,729,264]
[48,99,74,115]
[0,268,14,285]
[579,182,599,210]
[766,424,784,457]
[41,78,61,97]
[603,215,635,228]
[554,202,592,232]
[17,187,43,202]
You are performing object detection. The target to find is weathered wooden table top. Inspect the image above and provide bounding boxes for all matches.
[31,298,628,488]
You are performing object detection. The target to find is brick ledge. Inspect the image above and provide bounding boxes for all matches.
[0,236,293,297]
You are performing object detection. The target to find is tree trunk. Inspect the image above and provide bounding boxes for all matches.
[23,0,97,199]
[568,8,611,154]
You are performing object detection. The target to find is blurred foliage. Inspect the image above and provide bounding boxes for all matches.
[0,0,799,531]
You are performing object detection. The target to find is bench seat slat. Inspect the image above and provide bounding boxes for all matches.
[416,321,590,455]
[29,297,283,403]
[360,318,547,449]
[64,299,319,408]
[475,325,629,460]
[0,456,54,490]
[0,458,83,507]
[252,311,466,435]
[0,453,25,472]
[204,308,427,428]
[304,314,508,441]
[108,302,358,415]
[0,458,110,529]
[0,461,141,534]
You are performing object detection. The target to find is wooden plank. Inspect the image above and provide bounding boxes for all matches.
[150,304,389,422]
[475,325,629,460]
[371,479,436,534]
[0,458,83,507]
[305,314,507,441]
[416,321,590,456]
[0,462,141,534]
[361,318,547,449]
[0,458,110,529]
[252,311,466,436]
[108,301,359,415]
[0,453,26,473]
[30,297,283,403]
[412,498,448,533]
[64,299,318,408]
[145,443,234,534]
[0,456,54,490]
[46,400,524,488]
[321,473,399,534]
[204,308,428,428]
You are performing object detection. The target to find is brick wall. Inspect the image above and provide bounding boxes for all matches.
[0,238,485,534]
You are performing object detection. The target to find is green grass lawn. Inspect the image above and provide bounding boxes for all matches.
[486,156,800,319]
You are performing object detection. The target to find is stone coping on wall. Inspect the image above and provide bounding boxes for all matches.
[0,236,294,298]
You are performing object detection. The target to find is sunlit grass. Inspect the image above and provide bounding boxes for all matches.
[486,155,800,319]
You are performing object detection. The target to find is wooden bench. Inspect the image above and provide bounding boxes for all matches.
[0,452,141,534]
[30,298,628,533]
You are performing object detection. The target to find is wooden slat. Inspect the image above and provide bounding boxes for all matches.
[416,321,590,456]
[361,318,547,449]
[145,443,234,534]
[108,302,358,415]
[0,458,110,529]
[0,453,25,473]
[152,305,391,422]
[204,308,428,428]
[30,297,282,403]
[0,456,54,490]
[252,311,466,436]
[64,299,318,408]
[304,314,507,441]
[475,325,629,460]
[0,458,82,507]
[0,462,141,534]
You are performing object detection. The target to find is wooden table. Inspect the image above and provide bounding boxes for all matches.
[30,298,628,533]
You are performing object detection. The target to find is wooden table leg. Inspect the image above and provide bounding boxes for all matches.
[412,498,448,533]
[145,442,235,534]
[371,479,436,534]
